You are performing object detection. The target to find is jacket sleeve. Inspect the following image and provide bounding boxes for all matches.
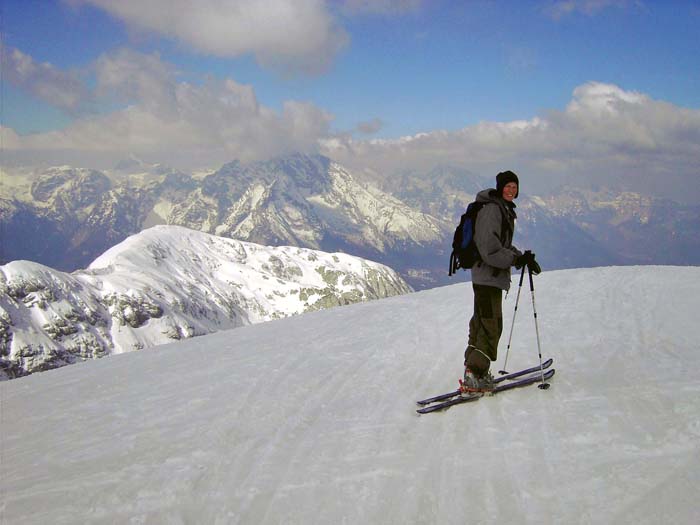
[474,203,517,270]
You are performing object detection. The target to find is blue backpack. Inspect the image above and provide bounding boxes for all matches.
[448,201,485,276]
[448,201,509,276]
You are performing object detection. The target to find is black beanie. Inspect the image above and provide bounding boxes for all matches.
[496,170,519,198]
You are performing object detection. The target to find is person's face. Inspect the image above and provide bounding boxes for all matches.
[502,182,518,202]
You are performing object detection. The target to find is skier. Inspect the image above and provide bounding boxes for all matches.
[462,170,540,393]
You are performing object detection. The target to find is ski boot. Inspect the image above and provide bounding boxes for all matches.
[460,368,495,395]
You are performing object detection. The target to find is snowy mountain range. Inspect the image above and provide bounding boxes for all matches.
[382,165,700,271]
[3,265,699,523]
[0,154,446,288]
[0,225,410,379]
[539,187,700,265]
[4,153,699,290]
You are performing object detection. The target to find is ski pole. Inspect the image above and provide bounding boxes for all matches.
[499,265,526,375]
[528,264,550,390]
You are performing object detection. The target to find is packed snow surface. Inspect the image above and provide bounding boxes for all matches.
[2,266,699,523]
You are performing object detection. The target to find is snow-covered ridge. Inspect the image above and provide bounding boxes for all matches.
[4,153,700,290]
[2,265,699,523]
[0,153,448,288]
[0,225,411,379]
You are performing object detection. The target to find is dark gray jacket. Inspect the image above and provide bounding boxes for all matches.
[470,189,522,291]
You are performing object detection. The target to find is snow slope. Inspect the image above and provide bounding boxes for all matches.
[2,266,699,524]
[0,225,410,378]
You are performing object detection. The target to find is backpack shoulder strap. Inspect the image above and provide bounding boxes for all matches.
[482,201,511,243]
[500,205,514,243]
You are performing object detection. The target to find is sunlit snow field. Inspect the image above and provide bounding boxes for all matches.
[2,266,699,524]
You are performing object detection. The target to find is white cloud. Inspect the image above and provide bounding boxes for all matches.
[4,44,699,202]
[565,82,647,115]
[0,44,92,113]
[72,0,348,75]
[94,49,179,117]
[4,48,333,168]
[323,82,700,200]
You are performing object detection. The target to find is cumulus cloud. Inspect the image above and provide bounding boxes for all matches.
[5,48,333,167]
[95,48,180,117]
[72,0,348,75]
[323,82,700,200]
[4,44,699,201]
[0,44,93,113]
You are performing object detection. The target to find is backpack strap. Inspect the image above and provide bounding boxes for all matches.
[499,208,510,243]
[480,201,510,244]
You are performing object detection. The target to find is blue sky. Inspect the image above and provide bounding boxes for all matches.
[2,0,700,199]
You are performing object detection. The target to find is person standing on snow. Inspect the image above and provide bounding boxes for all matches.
[462,170,540,393]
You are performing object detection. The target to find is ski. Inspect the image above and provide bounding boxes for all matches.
[416,358,553,406]
[416,393,481,413]
[416,369,555,414]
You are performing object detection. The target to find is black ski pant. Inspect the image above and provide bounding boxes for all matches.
[465,284,503,376]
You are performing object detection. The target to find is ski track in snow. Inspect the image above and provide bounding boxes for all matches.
[2,266,700,524]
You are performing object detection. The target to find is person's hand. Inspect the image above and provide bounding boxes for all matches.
[514,251,541,275]
[527,254,541,275]
[514,250,533,269]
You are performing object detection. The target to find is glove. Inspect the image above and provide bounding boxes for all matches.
[514,251,541,275]
[514,251,533,270]
[527,256,541,275]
